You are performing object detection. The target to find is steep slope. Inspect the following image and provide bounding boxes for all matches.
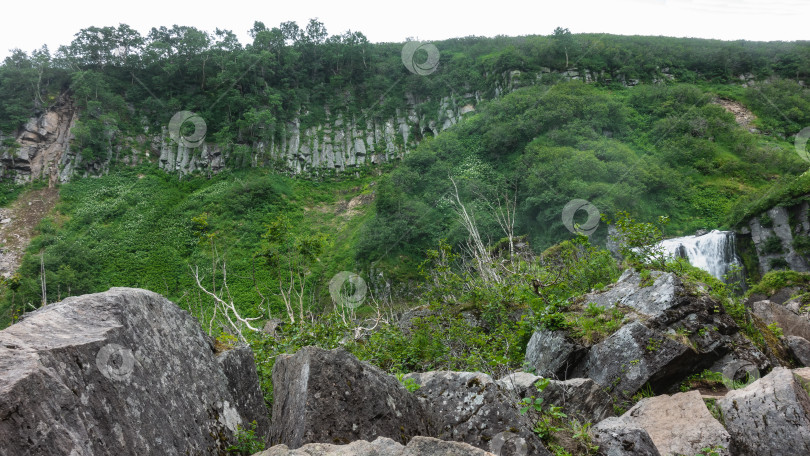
[0,187,59,280]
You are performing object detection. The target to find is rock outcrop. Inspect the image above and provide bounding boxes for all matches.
[751,299,810,340]
[580,269,680,321]
[737,201,810,277]
[0,95,77,184]
[0,287,269,455]
[1,66,719,182]
[255,436,496,456]
[269,346,435,449]
[718,367,810,455]
[526,268,773,398]
[748,206,810,274]
[786,335,810,366]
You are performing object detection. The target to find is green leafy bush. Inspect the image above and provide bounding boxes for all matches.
[759,213,773,228]
[761,235,784,254]
[767,322,784,338]
[793,235,810,257]
[607,211,669,269]
[226,421,265,455]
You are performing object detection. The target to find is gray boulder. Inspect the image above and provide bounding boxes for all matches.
[787,335,810,366]
[751,299,810,340]
[269,346,435,449]
[0,288,269,456]
[578,268,764,376]
[217,346,272,440]
[524,329,587,378]
[609,391,730,455]
[795,367,810,383]
[770,286,801,305]
[497,372,614,423]
[404,371,550,456]
[578,270,680,321]
[591,417,660,456]
[718,367,810,455]
[255,436,496,455]
[571,321,693,399]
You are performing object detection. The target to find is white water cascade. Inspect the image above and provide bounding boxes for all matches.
[658,230,744,284]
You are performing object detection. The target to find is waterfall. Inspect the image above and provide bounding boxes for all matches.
[658,230,745,285]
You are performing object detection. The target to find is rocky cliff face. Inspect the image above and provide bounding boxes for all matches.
[0,88,481,183]
[0,94,78,185]
[736,199,810,279]
[158,92,478,176]
[0,67,699,183]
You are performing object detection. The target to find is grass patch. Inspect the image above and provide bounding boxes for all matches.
[748,269,810,297]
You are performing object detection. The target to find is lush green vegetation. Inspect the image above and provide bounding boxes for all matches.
[748,269,810,297]
[358,80,806,278]
[0,165,378,325]
[0,180,24,207]
[251,233,620,405]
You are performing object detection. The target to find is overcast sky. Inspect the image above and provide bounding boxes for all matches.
[1,0,807,60]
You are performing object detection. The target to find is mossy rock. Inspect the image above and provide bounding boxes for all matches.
[751,314,796,368]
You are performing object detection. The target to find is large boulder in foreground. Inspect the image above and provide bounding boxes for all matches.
[270,347,435,449]
[0,288,269,456]
[256,436,496,456]
[718,367,810,455]
[404,371,550,456]
[608,391,730,456]
[574,268,769,385]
